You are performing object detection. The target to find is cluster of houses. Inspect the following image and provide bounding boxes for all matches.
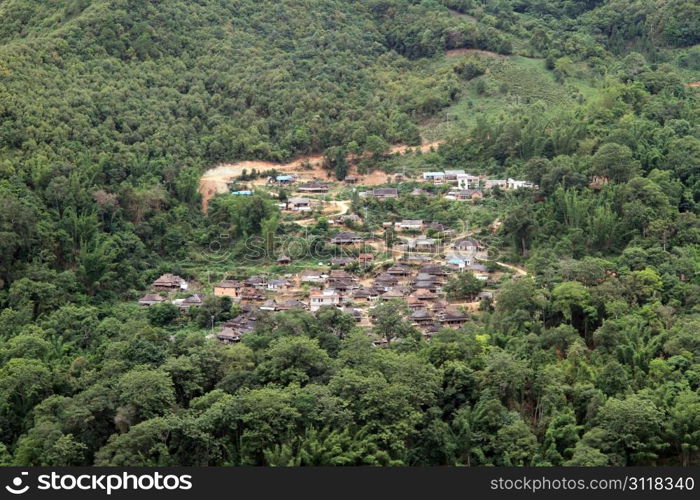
[284,197,312,211]
[358,187,399,200]
[422,170,535,189]
[140,195,496,344]
[138,274,205,310]
[223,228,489,340]
[207,259,480,343]
[265,174,330,192]
[416,170,536,201]
[237,175,334,205]
[138,237,494,343]
[170,161,527,345]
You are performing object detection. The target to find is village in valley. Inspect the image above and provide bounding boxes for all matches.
[139,159,534,346]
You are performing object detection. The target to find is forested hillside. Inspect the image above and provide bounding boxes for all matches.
[0,0,698,467]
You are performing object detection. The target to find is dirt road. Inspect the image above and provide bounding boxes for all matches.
[198,141,444,212]
[293,199,352,227]
[198,155,326,212]
[494,261,527,276]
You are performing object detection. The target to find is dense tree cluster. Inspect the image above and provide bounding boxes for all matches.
[2,287,698,466]
[0,0,697,466]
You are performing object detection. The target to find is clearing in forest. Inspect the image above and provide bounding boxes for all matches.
[445,48,506,58]
[198,141,443,212]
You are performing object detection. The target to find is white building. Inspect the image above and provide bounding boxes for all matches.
[507,178,536,190]
[423,172,446,183]
[444,169,466,180]
[396,219,424,231]
[300,270,327,284]
[485,179,508,189]
[457,174,481,189]
[445,253,474,270]
[310,289,341,311]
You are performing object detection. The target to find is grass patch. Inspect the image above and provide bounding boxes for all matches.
[420,54,598,140]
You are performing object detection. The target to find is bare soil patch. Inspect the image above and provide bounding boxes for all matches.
[198,141,444,211]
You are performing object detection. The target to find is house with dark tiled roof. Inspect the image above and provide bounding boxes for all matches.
[374,273,399,291]
[286,197,311,211]
[453,237,483,252]
[152,274,188,292]
[260,299,279,311]
[406,296,424,310]
[411,288,438,302]
[214,279,243,298]
[330,232,363,245]
[244,276,267,289]
[297,182,330,193]
[411,308,434,325]
[370,188,398,199]
[380,289,405,300]
[467,263,490,281]
[387,264,411,276]
[217,308,260,343]
[437,308,469,326]
[179,294,205,309]
[239,287,265,302]
[419,264,448,276]
[138,294,166,306]
[216,327,240,344]
[329,269,356,281]
[327,278,357,294]
[342,306,363,322]
[279,299,308,311]
[353,288,373,302]
[453,189,483,201]
[431,299,449,313]
[412,278,439,293]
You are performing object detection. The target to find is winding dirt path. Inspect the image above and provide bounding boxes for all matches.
[494,261,528,276]
[198,141,443,212]
[293,199,352,227]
